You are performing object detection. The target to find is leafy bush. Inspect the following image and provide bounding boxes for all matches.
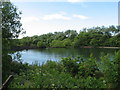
[98,51,120,88]
[9,50,120,88]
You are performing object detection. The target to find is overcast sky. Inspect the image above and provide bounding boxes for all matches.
[11,0,118,38]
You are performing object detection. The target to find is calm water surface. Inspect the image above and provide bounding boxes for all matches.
[12,48,119,64]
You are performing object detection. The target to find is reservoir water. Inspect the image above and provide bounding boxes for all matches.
[12,48,119,65]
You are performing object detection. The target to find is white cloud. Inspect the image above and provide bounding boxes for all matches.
[42,13,71,20]
[21,16,39,23]
[73,14,88,19]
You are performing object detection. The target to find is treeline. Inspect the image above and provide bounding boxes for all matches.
[15,25,120,48]
[9,51,120,88]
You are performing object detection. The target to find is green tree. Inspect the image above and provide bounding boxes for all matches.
[37,41,46,48]
[54,32,66,40]
[2,2,25,82]
[73,32,91,47]
[62,39,71,47]
[108,35,120,47]
[65,30,78,40]
[50,40,64,47]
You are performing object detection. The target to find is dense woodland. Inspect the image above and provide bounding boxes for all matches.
[1,2,120,89]
[14,26,120,49]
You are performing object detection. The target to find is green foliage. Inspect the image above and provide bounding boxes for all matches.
[50,40,65,47]
[98,51,120,88]
[2,2,25,52]
[108,35,120,47]
[65,30,78,40]
[15,25,120,48]
[78,54,99,78]
[63,39,71,47]
[2,55,12,82]
[37,41,46,48]
[9,50,120,88]
[2,2,25,82]
[61,57,80,76]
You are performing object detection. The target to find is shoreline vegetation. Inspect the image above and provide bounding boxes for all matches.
[12,46,120,51]
[9,50,120,88]
[82,46,120,49]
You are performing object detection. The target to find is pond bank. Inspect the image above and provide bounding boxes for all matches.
[81,46,120,49]
[12,46,120,51]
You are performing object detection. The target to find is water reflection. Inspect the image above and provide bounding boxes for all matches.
[13,48,119,64]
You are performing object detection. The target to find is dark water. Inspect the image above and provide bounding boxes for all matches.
[12,48,119,64]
